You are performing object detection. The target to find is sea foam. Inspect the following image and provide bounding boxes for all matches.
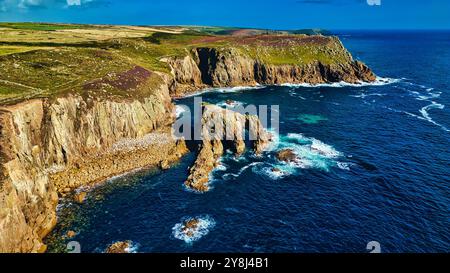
[172,215,216,244]
[280,77,400,88]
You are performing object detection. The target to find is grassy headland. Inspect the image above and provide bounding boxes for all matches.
[0,23,348,104]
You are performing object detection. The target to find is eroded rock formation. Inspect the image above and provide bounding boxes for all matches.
[185,105,271,192]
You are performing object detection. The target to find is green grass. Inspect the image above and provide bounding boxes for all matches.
[0,23,353,104]
[0,46,47,55]
[237,43,350,65]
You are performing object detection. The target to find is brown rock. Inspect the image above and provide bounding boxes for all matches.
[181,218,200,238]
[276,149,298,163]
[105,241,132,253]
[160,160,170,170]
[74,192,87,204]
[66,230,76,238]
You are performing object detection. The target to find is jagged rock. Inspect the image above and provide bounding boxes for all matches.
[181,219,200,238]
[74,192,87,204]
[105,241,132,253]
[0,83,187,253]
[276,149,298,163]
[185,105,271,192]
[160,160,170,170]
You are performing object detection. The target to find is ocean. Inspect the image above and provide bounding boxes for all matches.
[46,31,450,253]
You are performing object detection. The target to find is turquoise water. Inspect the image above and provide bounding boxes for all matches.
[47,31,450,253]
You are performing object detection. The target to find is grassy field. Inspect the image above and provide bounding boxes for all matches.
[0,23,347,104]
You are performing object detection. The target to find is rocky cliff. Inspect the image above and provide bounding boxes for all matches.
[165,37,376,96]
[0,79,188,252]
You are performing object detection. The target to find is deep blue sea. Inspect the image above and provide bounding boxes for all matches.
[47,31,450,253]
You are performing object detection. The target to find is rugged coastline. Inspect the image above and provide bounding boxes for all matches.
[0,24,376,253]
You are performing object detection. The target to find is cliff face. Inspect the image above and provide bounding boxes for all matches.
[0,81,188,252]
[165,40,376,97]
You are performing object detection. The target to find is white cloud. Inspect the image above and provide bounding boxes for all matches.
[66,0,80,6]
[0,0,95,11]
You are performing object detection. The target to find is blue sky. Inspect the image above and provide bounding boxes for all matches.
[0,0,449,30]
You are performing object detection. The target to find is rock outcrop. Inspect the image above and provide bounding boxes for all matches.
[105,241,133,253]
[185,105,271,192]
[276,149,298,163]
[0,80,188,253]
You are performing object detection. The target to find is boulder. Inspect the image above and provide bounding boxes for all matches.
[66,230,76,238]
[105,241,132,253]
[276,149,297,163]
[181,218,200,238]
[74,192,87,204]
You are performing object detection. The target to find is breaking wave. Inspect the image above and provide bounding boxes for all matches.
[274,133,344,172]
[174,105,188,118]
[172,215,216,244]
[280,77,400,88]
[216,100,245,109]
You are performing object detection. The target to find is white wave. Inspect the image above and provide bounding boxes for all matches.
[276,133,345,171]
[172,215,215,244]
[386,104,449,133]
[310,139,341,158]
[280,77,400,88]
[337,162,352,171]
[419,102,449,132]
[265,128,281,151]
[350,92,387,98]
[223,162,263,179]
[216,100,245,109]
[125,241,140,253]
[255,166,289,180]
[174,105,188,118]
[177,77,399,99]
[214,85,265,93]
[416,92,441,101]
[214,163,228,172]
[182,85,264,97]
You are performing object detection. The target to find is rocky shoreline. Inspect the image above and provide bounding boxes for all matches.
[0,36,376,253]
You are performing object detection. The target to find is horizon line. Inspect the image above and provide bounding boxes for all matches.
[1,21,450,32]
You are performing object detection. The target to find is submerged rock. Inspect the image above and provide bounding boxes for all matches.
[182,219,200,238]
[66,230,76,239]
[172,216,215,243]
